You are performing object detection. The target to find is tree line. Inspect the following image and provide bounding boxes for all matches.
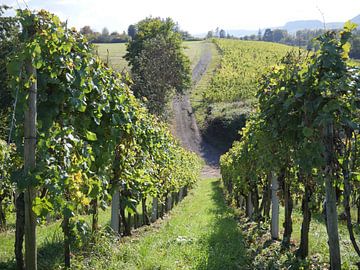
[240,27,360,59]
[80,22,198,43]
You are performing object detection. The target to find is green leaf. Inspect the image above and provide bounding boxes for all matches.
[63,205,75,218]
[77,104,87,112]
[32,43,41,57]
[34,59,43,69]
[324,100,339,112]
[85,131,97,141]
[302,127,313,138]
[7,59,22,75]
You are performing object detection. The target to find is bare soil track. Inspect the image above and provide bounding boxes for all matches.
[173,43,221,178]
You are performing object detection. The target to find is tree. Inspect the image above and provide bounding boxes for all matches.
[101,27,109,36]
[125,17,191,118]
[80,25,93,35]
[127,24,136,39]
[272,29,286,42]
[249,35,256,40]
[206,30,213,39]
[219,29,226,38]
[263,28,273,42]
[215,27,219,37]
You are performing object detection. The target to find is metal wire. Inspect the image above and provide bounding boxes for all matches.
[8,70,21,144]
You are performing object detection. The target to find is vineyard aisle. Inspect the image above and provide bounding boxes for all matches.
[111,178,249,269]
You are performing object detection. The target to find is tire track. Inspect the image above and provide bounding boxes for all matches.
[173,42,221,178]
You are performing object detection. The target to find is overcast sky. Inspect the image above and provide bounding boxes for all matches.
[3,0,360,34]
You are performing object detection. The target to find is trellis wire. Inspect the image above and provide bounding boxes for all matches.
[8,70,21,144]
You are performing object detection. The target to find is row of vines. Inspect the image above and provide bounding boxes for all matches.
[0,9,201,269]
[204,39,293,104]
[220,23,360,269]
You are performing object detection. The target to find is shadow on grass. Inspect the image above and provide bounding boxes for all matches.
[0,232,64,270]
[195,180,250,270]
[0,260,15,270]
[37,239,64,270]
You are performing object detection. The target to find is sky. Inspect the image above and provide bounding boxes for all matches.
[3,0,360,34]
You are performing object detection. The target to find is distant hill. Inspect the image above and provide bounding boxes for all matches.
[195,14,360,38]
[283,20,345,33]
[282,15,360,32]
[351,14,360,25]
[283,20,323,32]
[194,29,258,38]
[226,29,258,37]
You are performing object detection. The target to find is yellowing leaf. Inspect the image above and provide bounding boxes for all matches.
[341,42,351,59]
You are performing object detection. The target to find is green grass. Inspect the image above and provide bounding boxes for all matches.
[190,41,221,129]
[183,41,206,70]
[278,205,360,269]
[69,178,249,269]
[94,41,205,73]
[0,179,249,269]
[0,207,112,269]
[94,43,128,71]
[234,200,360,269]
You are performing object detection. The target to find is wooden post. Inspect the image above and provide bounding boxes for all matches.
[111,190,120,234]
[63,216,70,268]
[238,195,244,209]
[15,192,25,270]
[92,198,99,232]
[323,123,341,270]
[246,192,253,217]
[142,198,149,225]
[179,187,184,201]
[24,57,37,269]
[271,172,279,240]
[296,173,313,259]
[282,179,293,248]
[167,196,172,212]
[151,198,158,222]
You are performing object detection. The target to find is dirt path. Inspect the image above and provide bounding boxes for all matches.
[173,42,221,178]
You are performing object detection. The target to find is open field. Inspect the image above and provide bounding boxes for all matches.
[94,43,128,71]
[95,41,206,72]
[183,41,206,70]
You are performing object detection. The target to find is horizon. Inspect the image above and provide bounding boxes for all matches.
[2,0,360,35]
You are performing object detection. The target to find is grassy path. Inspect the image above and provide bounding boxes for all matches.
[86,178,248,269]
